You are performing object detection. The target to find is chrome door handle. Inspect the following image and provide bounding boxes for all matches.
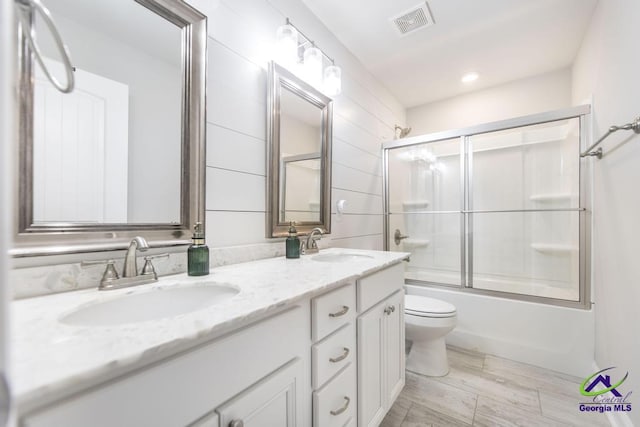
[394,229,409,245]
[384,305,396,315]
[328,305,349,318]
[0,372,9,427]
[329,347,350,363]
[330,396,350,416]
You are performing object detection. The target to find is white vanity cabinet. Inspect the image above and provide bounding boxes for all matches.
[356,263,405,427]
[21,306,310,427]
[16,255,408,427]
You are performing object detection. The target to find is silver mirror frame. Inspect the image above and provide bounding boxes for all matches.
[266,61,333,238]
[12,0,207,257]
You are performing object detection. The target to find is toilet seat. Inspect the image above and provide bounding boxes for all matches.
[405,295,456,318]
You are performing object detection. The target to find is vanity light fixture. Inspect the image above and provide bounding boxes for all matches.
[275,22,298,70]
[275,18,342,96]
[461,71,479,83]
[323,64,342,96]
[303,45,323,88]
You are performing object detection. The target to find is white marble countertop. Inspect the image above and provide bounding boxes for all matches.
[11,248,409,409]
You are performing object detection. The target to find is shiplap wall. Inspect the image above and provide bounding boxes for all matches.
[188,0,406,250]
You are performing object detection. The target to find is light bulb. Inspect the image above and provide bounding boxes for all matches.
[275,24,298,70]
[303,46,323,88]
[323,65,341,96]
[461,72,479,83]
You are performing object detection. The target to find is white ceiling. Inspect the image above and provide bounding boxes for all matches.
[302,0,598,108]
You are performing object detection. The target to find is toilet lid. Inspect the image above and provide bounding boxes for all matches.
[405,295,456,317]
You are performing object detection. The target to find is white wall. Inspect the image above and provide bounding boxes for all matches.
[572,1,640,425]
[191,0,405,250]
[407,68,572,135]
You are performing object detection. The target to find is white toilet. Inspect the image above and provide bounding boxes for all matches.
[404,294,457,377]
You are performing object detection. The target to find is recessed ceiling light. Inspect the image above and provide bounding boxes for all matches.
[461,72,479,83]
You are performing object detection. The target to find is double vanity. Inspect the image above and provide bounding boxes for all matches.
[12,248,409,426]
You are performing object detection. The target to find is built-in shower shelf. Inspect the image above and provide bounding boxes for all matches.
[531,243,577,254]
[402,200,430,210]
[402,238,429,249]
[529,193,575,202]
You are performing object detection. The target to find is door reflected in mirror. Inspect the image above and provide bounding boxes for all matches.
[32,0,182,225]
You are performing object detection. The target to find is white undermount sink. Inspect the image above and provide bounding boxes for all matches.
[60,284,239,327]
[311,253,374,263]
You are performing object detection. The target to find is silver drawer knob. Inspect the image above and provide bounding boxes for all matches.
[328,305,349,318]
[330,396,350,416]
[229,420,244,427]
[329,347,350,363]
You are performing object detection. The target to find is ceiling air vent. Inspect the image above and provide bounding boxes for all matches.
[391,2,435,36]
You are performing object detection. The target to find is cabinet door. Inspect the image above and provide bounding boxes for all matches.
[217,358,304,427]
[384,291,405,408]
[357,301,385,427]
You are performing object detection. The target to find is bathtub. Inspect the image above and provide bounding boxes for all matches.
[405,284,595,377]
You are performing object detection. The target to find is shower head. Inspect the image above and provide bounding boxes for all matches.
[395,125,412,139]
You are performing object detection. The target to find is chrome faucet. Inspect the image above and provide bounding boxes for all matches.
[302,228,324,255]
[123,236,149,277]
[82,236,169,291]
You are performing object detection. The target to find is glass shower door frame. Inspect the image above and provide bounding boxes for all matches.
[383,105,592,309]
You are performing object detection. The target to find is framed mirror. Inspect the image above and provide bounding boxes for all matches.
[266,62,333,238]
[13,0,206,257]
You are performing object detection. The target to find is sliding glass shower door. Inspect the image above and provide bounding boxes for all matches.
[383,106,589,307]
[387,138,462,286]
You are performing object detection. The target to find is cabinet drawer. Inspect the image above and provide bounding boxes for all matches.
[313,363,356,427]
[312,283,356,341]
[357,263,404,313]
[312,323,355,389]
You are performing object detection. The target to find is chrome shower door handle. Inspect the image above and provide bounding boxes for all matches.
[0,372,10,427]
[394,229,409,245]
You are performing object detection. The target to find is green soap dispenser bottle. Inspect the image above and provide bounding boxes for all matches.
[188,222,210,276]
[286,221,300,259]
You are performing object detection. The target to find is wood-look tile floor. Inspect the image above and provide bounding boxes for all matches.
[381,346,611,427]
